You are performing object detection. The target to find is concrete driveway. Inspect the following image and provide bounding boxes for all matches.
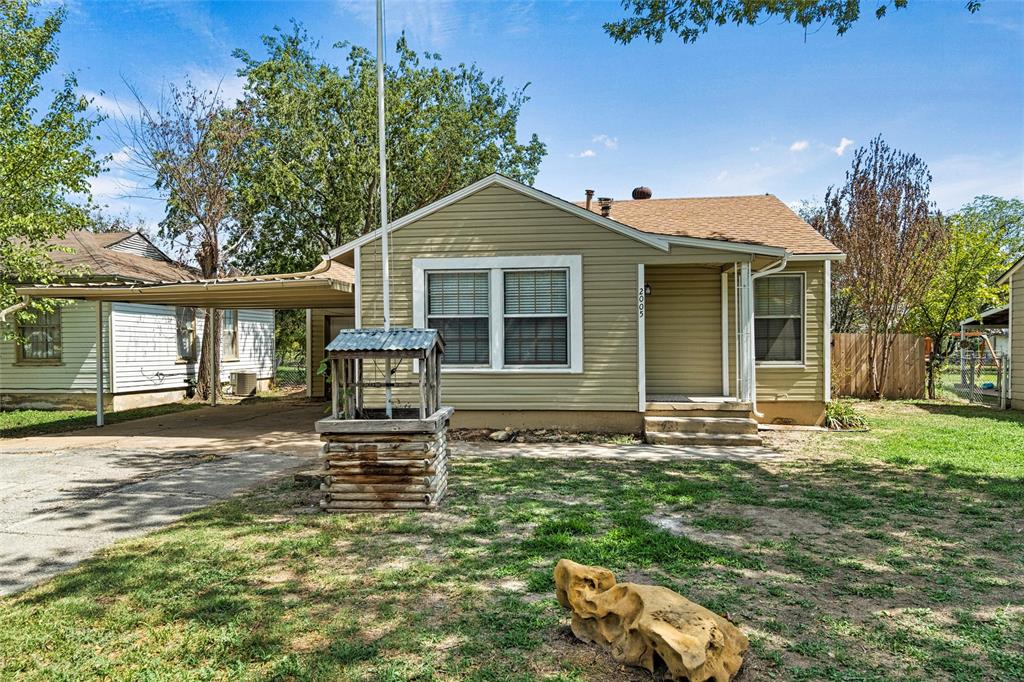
[0,399,324,596]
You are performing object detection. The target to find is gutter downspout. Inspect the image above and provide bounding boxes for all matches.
[747,254,790,418]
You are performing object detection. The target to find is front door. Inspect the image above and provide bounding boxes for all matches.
[644,265,724,398]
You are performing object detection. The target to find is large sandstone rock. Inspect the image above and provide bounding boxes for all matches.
[554,559,748,682]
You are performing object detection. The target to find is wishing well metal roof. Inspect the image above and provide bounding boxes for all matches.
[326,328,441,353]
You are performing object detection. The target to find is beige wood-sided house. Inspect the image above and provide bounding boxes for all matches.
[996,256,1023,409]
[308,174,844,440]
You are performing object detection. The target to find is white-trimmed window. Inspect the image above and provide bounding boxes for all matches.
[413,255,583,373]
[176,307,197,361]
[221,309,239,361]
[504,270,569,366]
[15,306,62,363]
[754,274,804,364]
[426,271,490,365]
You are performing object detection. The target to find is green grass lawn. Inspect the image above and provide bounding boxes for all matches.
[1,402,1021,680]
[0,402,205,438]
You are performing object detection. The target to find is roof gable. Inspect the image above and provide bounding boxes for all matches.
[48,231,193,283]
[997,255,1023,285]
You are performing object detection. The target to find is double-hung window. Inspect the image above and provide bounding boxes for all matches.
[414,256,582,373]
[15,306,62,363]
[754,274,804,364]
[426,271,490,365]
[503,270,569,366]
[221,309,239,361]
[176,307,197,361]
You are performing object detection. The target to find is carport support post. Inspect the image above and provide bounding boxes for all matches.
[96,300,104,427]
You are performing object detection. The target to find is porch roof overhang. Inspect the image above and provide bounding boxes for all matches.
[14,260,354,309]
[960,304,1010,329]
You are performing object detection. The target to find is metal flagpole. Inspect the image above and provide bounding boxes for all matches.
[377,0,393,418]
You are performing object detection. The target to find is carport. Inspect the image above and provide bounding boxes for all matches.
[14,259,354,425]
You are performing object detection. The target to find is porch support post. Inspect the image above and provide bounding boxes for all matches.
[737,261,755,404]
[637,264,646,412]
[721,270,729,397]
[824,260,832,402]
[95,300,104,427]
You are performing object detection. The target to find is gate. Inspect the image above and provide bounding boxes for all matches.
[940,350,1010,408]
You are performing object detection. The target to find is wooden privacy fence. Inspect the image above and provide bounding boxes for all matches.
[832,333,927,399]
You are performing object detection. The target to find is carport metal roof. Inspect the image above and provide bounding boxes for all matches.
[15,260,354,309]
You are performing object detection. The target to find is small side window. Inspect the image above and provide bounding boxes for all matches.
[15,306,62,363]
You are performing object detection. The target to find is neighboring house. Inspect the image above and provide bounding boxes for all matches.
[310,174,844,434]
[996,257,1023,408]
[1,231,274,411]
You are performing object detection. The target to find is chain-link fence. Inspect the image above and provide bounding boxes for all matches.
[939,350,1010,408]
[273,353,306,390]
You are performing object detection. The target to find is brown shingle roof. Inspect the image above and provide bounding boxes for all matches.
[48,231,195,282]
[576,194,841,255]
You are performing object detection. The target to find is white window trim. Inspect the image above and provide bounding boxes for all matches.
[754,272,807,368]
[413,255,584,374]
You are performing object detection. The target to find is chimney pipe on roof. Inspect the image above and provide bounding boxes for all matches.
[597,197,613,218]
[585,189,594,211]
[632,186,653,200]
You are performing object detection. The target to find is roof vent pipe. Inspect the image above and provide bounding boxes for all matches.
[584,189,594,211]
[597,197,613,217]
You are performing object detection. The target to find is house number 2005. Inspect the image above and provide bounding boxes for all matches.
[637,286,645,318]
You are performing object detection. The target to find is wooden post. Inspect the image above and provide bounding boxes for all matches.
[418,351,428,419]
[434,346,442,415]
[331,357,340,419]
[95,300,104,427]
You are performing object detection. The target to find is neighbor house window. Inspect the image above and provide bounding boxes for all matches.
[754,274,804,364]
[426,271,490,365]
[15,307,61,363]
[175,307,197,361]
[414,255,583,373]
[221,309,239,360]
[503,270,569,366]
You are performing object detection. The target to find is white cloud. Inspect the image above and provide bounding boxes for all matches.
[833,137,854,156]
[83,90,143,120]
[108,146,133,167]
[929,153,1024,211]
[749,146,760,153]
[789,140,810,152]
[185,67,246,104]
[592,134,618,151]
[715,170,729,182]
[571,149,597,159]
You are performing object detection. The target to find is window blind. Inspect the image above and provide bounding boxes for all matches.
[427,271,490,365]
[503,270,569,366]
[754,275,803,363]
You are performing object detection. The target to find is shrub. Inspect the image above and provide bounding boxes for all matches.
[824,401,867,430]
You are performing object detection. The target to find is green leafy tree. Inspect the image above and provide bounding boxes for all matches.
[605,0,983,44]
[229,25,546,277]
[0,0,102,314]
[907,196,1023,398]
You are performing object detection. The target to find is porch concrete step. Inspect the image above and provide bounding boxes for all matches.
[644,431,763,447]
[645,401,753,419]
[644,416,758,435]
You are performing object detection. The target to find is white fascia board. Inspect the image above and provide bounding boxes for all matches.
[787,253,847,261]
[660,235,786,258]
[327,174,672,259]
[996,256,1023,286]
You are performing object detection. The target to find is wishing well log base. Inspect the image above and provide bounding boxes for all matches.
[316,407,452,512]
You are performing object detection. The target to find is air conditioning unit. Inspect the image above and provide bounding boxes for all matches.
[231,371,258,397]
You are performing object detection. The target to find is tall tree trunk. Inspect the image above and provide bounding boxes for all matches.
[196,310,220,401]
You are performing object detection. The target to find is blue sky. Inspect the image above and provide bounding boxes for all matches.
[54,0,1024,226]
